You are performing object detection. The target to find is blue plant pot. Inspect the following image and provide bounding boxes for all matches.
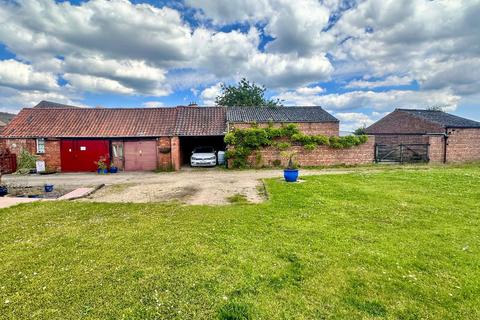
[284,169,299,182]
[97,169,102,174]
[44,184,54,192]
[0,186,8,197]
[109,167,118,173]
[103,169,109,174]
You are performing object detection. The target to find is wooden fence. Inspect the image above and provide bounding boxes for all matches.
[0,151,17,173]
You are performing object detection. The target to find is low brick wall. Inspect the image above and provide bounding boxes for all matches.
[235,135,375,168]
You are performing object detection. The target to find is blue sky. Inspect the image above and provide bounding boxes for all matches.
[0,0,479,130]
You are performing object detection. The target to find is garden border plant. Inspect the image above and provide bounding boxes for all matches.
[224,123,368,168]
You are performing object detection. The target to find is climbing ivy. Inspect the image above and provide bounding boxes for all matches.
[224,123,368,168]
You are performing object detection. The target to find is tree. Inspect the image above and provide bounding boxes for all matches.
[215,78,283,107]
[354,126,367,135]
[427,106,445,112]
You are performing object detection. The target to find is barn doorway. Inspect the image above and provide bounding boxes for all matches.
[124,140,158,171]
[179,136,226,166]
[61,139,110,172]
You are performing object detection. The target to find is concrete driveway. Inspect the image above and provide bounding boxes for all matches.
[2,167,347,205]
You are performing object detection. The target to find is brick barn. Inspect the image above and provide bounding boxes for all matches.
[0,101,226,172]
[0,101,378,172]
[366,108,480,163]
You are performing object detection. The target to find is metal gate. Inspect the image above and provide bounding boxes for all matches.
[375,144,429,163]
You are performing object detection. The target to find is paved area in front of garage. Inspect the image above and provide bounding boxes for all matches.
[2,167,351,205]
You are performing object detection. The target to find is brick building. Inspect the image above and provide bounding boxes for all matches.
[1,101,376,171]
[366,109,480,163]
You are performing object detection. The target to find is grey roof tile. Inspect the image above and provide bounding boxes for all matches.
[226,106,338,123]
[398,109,480,128]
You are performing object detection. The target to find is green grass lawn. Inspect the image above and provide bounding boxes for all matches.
[1,166,480,319]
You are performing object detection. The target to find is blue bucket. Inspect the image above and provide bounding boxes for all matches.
[44,184,54,192]
[283,169,299,182]
[0,186,7,197]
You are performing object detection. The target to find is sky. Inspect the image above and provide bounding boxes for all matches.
[0,0,479,131]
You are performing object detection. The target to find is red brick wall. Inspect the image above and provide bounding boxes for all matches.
[170,136,181,171]
[428,136,445,164]
[1,138,61,171]
[229,122,340,136]
[446,128,480,163]
[158,137,173,170]
[238,136,375,167]
[375,135,430,145]
[367,110,444,134]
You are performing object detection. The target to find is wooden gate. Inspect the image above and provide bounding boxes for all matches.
[375,144,429,163]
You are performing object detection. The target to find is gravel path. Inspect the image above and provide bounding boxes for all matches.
[2,167,356,205]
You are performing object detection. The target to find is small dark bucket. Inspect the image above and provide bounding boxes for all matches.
[0,186,8,197]
[44,184,54,193]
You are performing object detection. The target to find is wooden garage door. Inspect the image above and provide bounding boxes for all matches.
[61,139,110,172]
[124,140,157,171]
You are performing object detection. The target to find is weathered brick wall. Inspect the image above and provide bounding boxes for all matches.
[375,134,429,145]
[428,135,445,164]
[170,136,181,171]
[446,128,480,163]
[367,110,444,134]
[240,136,375,167]
[229,122,340,136]
[1,138,61,171]
[157,137,173,170]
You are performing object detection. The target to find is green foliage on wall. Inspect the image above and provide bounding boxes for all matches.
[224,124,368,168]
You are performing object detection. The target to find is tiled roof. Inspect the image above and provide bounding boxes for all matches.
[175,107,226,136]
[397,109,480,128]
[1,103,227,138]
[2,107,178,138]
[227,106,338,123]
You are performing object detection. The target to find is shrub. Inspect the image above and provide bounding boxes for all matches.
[16,149,37,173]
[272,159,282,167]
[275,142,291,150]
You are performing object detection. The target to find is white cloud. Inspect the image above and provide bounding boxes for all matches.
[334,112,377,132]
[246,52,333,88]
[346,75,412,89]
[142,101,165,108]
[200,82,223,105]
[0,86,78,113]
[63,56,170,95]
[331,0,480,97]
[275,88,460,111]
[295,86,324,95]
[63,74,135,95]
[186,0,271,24]
[0,59,59,91]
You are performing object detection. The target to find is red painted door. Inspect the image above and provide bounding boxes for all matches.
[124,140,157,171]
[61,140,110,172]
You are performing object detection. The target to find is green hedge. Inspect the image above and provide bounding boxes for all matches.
[225,124,368,168]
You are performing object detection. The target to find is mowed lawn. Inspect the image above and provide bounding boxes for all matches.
[1,166,480,319]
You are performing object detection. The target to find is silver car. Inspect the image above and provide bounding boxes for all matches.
[190,146,217,167]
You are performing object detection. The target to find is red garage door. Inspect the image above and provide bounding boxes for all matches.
[124,140,157,171]
[61,140,110,172]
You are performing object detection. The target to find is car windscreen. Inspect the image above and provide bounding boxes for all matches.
[193,147,214,153]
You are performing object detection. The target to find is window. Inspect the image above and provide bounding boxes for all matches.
[36,138,45,154]
[113,144,123,157]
